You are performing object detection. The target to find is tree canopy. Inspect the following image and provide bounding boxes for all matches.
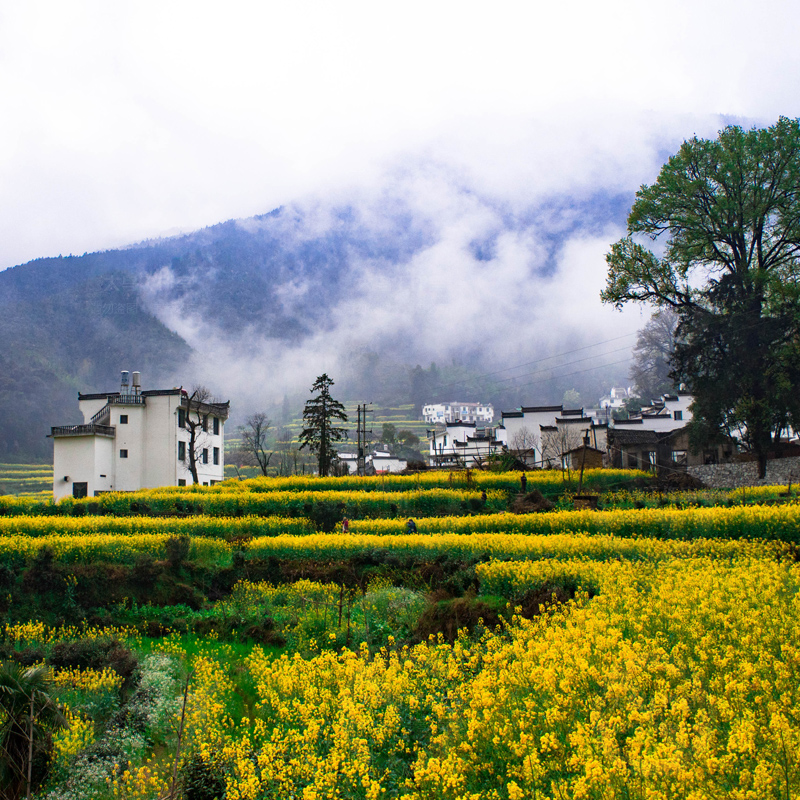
[298,374,349,478]
[602,117,800,476]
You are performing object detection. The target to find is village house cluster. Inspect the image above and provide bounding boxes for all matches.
[424,392,738,473]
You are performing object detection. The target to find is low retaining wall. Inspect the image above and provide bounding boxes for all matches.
[688,457,800,489]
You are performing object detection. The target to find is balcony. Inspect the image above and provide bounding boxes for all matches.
[50,424,116,438]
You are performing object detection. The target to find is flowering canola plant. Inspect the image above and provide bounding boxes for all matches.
[106,546,800,800]
[349,503,800,542]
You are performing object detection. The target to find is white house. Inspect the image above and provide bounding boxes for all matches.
[338,445,408,475]
[427,421,503,467]
[599,386,634,410]
[422,402,494,425]
[496,405,608,467]
[50,370,229,499]
[613,393,693,434]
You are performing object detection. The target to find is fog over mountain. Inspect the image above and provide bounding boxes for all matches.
[0,159,648,459]
[138,164,644,411]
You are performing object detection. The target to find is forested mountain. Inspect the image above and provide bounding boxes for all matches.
[0,187,634,461]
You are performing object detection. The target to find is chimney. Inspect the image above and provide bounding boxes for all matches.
[132,371,141,396]
[121,370,130,394]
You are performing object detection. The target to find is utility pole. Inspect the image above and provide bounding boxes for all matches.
[356,403,373,476]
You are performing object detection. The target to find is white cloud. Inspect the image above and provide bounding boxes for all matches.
[1,1,799,270]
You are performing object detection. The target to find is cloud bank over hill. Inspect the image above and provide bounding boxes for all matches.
[138,153,654,410]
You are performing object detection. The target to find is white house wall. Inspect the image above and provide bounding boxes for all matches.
[53,435,114,500]
[79,398,107,423]
[114,403,146,491]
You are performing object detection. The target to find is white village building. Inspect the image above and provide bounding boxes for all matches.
[339,445,408,475]
[612,393,693,434]
[50,371,229,499]
[427,421,503,468]
[495,405,608,468]
[422,402,494,425]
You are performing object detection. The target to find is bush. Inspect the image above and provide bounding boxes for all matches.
[181,751,227,800]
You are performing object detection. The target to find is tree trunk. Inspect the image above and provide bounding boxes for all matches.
[757,450,768,480]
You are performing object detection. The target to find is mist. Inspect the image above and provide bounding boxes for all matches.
[138,155,651,417]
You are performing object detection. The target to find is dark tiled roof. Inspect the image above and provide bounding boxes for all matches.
[609,429,660,445]
[520,405,562,413]
[501,411,524,419]
[142,388,183,397]
[79,392,120,401]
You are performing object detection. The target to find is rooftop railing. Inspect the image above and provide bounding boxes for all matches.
[50,424,116,438]
[110,394,145,405]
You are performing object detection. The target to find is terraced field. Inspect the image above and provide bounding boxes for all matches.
[0,470,798,799]
[0,462,52,496]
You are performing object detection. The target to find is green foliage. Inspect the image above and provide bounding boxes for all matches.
[381,423,397,445]
[603,117,800,477]
[0,661,65,799]
[298,374,349,478]
[181,751,227,800]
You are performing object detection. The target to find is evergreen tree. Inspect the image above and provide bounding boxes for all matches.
[298,374,349,477]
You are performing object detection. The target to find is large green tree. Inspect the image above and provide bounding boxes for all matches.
[602,117,800,477]
[298,374,349,477]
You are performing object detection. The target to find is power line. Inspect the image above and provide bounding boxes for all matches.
[425,331,639,395]
[491,345,636,387]
[511,358,633,392]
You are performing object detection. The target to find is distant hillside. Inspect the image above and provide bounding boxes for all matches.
[0,185,634,461]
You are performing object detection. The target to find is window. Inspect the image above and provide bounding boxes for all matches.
[202,448,209,464]
[178,408,186,428]
[213,447,220,465]
[202,482,208,486]
[178,479,186,487]
[671,450,688,464]
[213,416,220,435]
[120,449,128,459]
[202,415,208,432]
[178,441,186,460]
[673,410,683,421]
[120,414,128,424]
[72,482,88,499]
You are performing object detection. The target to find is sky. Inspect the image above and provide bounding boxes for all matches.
[2,0,799,272]
[2,0,800,404]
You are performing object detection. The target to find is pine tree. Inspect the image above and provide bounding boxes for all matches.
[298,374,349,477]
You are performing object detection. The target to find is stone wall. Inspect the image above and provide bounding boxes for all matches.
[688,457,800,489]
